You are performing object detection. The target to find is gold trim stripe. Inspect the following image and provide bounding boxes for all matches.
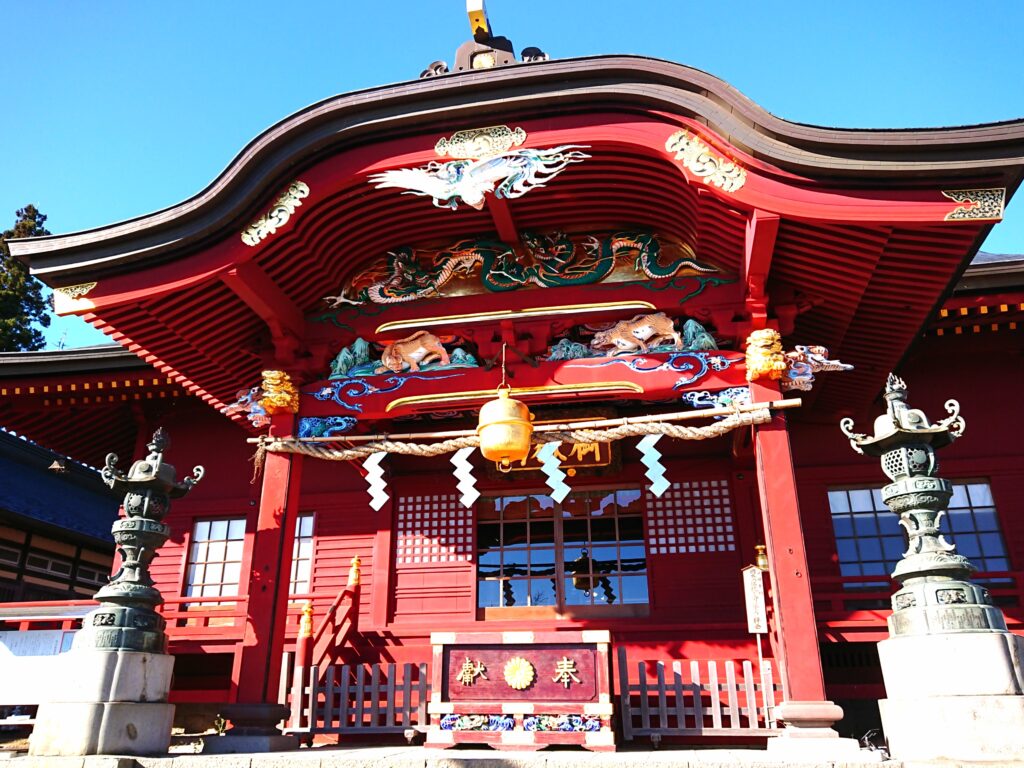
[375,301,657,334]
[385,382,644,412]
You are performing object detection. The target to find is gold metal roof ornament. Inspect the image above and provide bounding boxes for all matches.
[435,125,527,159]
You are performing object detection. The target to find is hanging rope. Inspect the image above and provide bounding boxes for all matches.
[251,407,771,467]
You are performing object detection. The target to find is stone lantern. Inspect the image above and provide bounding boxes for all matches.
[30,429,203,757]
[840,374,1023,762]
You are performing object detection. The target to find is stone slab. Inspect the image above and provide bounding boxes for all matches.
[766,734,881,762]
[880,693,1024,763]
[200,734,299,754]
[0,746,912,768]
[28,701,174,756]
[879,632,1024,699]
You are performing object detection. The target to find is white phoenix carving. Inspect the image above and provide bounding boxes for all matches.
[368,145,590,210]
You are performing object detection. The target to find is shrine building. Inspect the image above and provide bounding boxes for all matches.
[2,5,1023,756]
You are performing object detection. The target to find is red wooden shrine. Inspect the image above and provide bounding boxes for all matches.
[3,16,1024,749]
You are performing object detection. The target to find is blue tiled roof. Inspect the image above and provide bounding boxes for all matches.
[0,433,117,544]
[971,251,1024,265]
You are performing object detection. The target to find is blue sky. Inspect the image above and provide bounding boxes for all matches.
[4,0,1022,348]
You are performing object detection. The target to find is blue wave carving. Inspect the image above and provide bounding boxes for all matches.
[306,372,465,412]
[297,416,358,438]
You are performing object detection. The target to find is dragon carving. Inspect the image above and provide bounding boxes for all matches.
[324,231,720,306]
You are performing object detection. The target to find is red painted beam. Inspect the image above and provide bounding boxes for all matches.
[487,196,521,246]
[750,379,828,703]
[233,414,304,704]
[741,209,779,331]
[221,261,305,357]
[300,350,749,422]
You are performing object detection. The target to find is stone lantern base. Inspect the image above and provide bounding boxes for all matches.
[878,631,1024,763]
[28,649,175,757]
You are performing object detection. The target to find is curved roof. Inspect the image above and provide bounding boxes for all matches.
[13,55,1024,280]
[9,54,1024,418]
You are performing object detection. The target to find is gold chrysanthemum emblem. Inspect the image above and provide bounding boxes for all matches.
[503,657,535,690]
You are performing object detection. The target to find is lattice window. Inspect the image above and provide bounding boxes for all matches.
[396,494,473,565]
[644,479,736,555]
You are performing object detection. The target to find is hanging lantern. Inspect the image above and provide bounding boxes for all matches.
[477,388,534,470]
[570,548,593,593]
[754,544,770,571]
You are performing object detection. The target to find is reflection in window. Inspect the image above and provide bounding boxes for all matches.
[828,481,1009,587]
[185,517,246,599]
[477,490,648,610]
[289,513,315,595]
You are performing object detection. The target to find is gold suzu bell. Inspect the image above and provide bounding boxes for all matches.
[477,388,534,470]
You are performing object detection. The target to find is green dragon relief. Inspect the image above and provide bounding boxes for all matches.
[323,231,721,306]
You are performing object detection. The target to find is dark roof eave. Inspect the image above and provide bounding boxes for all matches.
[957,255,1024,292]
[0,344,147,377]
[10,54,1024,283]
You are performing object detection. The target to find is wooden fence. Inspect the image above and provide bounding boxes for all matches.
[282,659,430,739]
[617,647,780,741]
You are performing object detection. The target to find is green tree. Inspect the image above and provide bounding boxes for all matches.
[0,205,52,351]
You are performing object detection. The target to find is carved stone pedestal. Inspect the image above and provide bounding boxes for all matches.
[877,632,1024,763]
[766,701,881,762]
[29,650,175,757]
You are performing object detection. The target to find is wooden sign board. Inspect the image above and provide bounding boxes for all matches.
[426,629,615,751]
[742,565,768,635]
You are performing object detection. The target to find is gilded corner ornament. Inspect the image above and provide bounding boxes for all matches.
[240,180,310,246]
[666,130,746,192]
[435,125,527,159]
[942,188,1006,221]
[55,282,98,300]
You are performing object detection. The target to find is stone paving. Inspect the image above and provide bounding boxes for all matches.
[0,745,907,768]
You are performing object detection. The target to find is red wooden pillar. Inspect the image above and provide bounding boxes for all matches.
[750,380,845,739]
[233,413,304,704]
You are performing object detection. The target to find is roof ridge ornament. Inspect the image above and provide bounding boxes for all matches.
[420,0,549,79]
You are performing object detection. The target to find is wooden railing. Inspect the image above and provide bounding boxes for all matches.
[307,556,362,671]
[812,571,1024,626]
[282,661,430,739]
[617,648,780,742]
[0,600,95,631]
[160,594,251,637]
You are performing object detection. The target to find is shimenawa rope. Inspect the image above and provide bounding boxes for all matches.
[250,407,770,479]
